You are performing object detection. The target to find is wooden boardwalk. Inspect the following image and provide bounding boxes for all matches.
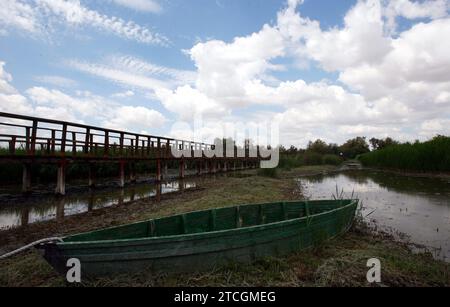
[0,112,261,195]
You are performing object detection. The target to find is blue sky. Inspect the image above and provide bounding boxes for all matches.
[0,0,449,146]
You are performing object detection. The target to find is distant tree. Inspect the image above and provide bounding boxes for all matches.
[287,145,298,154]
[307,139,329,155]
[327,143,339,155]
[339,137,370,159]
[369,137,399,150]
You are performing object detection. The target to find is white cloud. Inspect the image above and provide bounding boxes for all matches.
[67,59,170,91]
[0,0,168,45]
[34,75,78,88]
[104,106,167,131]
[384,0,449,33]
[278,0,392,72]
[155,85,228,121]
[0,0,40,34]
[0,61,167,133]
[111,90,135,98]
[67,55,197,95]
[111,55,197,85]
[189,24,285,106]
[112,0,162,13]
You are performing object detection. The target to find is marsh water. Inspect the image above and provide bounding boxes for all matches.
[0,174,198,230]
[298,170,450,261]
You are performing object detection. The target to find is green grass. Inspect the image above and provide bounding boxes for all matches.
[359,136,450,172]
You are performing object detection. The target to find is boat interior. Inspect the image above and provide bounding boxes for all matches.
[63,200,356,242]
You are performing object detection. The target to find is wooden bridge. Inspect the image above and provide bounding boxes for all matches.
[0,112,262,195]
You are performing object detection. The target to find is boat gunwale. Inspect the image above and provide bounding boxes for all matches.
[56,199,359,249]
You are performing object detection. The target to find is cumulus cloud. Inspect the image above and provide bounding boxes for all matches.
[384,0,449,33]
[104,106,167,131]
[155,85,228,121]
[0,0,168,45]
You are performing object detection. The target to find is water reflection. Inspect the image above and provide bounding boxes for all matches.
[299,170,450,261]
[0,180,195,230]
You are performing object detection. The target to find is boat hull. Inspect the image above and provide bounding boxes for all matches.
[40,200,358,277]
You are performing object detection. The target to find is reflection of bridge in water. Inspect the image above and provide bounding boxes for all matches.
[0,112,262,195]
[1,179,194,230]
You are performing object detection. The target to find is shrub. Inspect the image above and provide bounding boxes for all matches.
[358,135,450,172]
[303,152,323,166]
[322,154,343,166]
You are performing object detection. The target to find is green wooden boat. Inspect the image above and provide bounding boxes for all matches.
[38,199,358,277]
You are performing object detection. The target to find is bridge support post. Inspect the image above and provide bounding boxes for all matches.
[56,198,65,220]
[88,163,95,187]
[212,160,217,174]
[119,161,125,188]
[163,162,168,180]
[130,163,136,183]
[179,160,185,178]
[156,182,162,202]
[156,159,162,182]
[20,207,29,227]
[55,162,66,195]
[223,161,227,172]
[22,163,32,193]
[197,161,202,175]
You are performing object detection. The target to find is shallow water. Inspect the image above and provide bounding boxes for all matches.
[0,177,197,230]
[298,170,450,261]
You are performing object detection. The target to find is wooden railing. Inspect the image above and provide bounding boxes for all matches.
[0,112,224,161]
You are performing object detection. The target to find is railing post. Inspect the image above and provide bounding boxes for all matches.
[104,130,109,157]
[25,127,30,152]
[60,123,67,155]
[84,128,90,154]
[30,120,38,155]
[166,139,170,158]
[89,134,94,155]
[72,132,77,156]
[157,138,161,158]
[135,135,139,157]
[9,136,16,154]
[119,133,124,156]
